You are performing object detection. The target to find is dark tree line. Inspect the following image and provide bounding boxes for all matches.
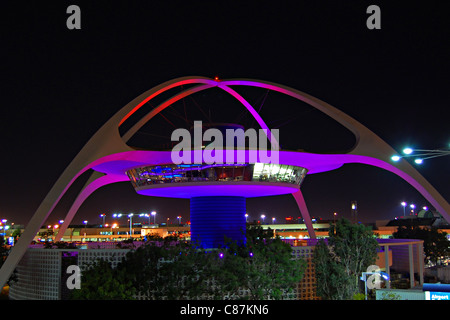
[393,225,450,265]
[313,218,379,300]
[70,226,306,300]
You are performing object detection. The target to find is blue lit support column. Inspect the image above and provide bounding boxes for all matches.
[190,196,246,249]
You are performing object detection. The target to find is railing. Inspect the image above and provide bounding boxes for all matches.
[281,238,325,247]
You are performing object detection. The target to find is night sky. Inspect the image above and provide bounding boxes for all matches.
[2,1,449,227]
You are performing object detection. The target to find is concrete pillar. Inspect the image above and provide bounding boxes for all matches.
[409,244,415,288]
[292,190,316,239]
[417,242,424,285]
[384,245,390,289]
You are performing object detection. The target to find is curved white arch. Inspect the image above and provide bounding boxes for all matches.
[1,76,448,290]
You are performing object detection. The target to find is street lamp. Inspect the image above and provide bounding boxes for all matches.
[128,214,134,238]
[403,147,413,155]
[83,220,88,239]
[140,213,150,225]
[261,214,266,224]
[391,146,450,164]
[151,211,157,224]
[410,204,416,215]
[99,213,106,226]
[245,213,249,222]
[401,202,407,216]
[177,216,182,225]
[272,217,276,224]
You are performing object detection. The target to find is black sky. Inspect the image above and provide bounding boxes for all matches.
[1,1,449,226]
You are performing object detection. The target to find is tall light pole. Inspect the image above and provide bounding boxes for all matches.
[261,214,266,224]
[83,220,88,239]
[351,201,358,223]
[128,214,134,238]
[151,211,157,224]
[272,217,276,224]
[245,213,249,223]
[177,216,182,225]
[410,204,416,215]
[99,213,106,226]
[401,202,407,216]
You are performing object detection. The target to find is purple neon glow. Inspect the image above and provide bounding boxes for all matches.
[135,182,300,198]
[48,77,449,239]
[55,173,129,241]
[91,150,344,175]
[84,147,450,222]
[4,76,448,296]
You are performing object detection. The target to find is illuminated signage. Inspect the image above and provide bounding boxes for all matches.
[425,291,450,300]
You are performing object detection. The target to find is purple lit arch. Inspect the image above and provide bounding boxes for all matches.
[0,76,448,288]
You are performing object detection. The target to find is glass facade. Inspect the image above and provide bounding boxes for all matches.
[127,163,307,188]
